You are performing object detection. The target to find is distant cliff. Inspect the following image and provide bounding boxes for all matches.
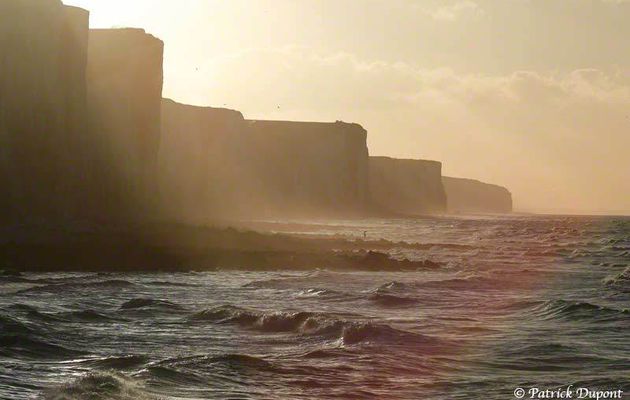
[244,120,369,218]
[159,99,246,222]
[159,100,370,220]
[87,28,164,220]
[369,157,447,215]
[0,0,90,224]
[443,177,513,214]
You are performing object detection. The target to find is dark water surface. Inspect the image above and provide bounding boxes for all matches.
[1,215,629,399]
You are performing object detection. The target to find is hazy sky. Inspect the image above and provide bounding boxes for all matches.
[63,0,630,215]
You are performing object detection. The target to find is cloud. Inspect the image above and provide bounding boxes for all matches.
[425,1,484,21]
[191,48,629,111]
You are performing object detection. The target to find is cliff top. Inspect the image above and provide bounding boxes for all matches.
[162,98,245,120]
[246,119,366,132]
[90,28,163,44]
[371,156,442,167]
[443,176,512,194]
[63,4,89,17]
[3,0,87,15]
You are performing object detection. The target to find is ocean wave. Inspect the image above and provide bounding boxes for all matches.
[0,269,23,278]
[337,323,434,346]
[189,305,314,332]
[82,355,149,370]
[370,281,420,306]
[0,308,84,359]
[16,279,135,295]
[29,273,104,285]
[142,353,276,386]
[10,304,121,323]
[377,281,409,291]
[243,270,342,290]
[368,292,418,307]
[119,298,182,310]
[143,364,208,386]
[0,270,32,283]
[9,304,68,323]
[0,313,34,336]
[0,335,85,360]
[189,305,435,346]
[59,310,120,322]
[242,278,290,289]
[603,267,630,292]
[301,349,346,359]
[156,353,273,371]
[417,274,503,291]
[496,342,579,360]
[144,280,199,287]
[43,372,156,400]
[532,299,629,322]
[294,287,349,300]
[496,299,545,312]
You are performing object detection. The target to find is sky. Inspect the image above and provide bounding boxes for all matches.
[63,0,630,215]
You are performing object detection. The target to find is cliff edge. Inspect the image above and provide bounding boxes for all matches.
[87,28,164,221]
[0,0,90,224]
[369,156,447,215]
[443,176,513,214]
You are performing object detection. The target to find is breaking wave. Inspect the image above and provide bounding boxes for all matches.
[532,299,629,322]
[294,287,352,300]
[43,372,156,400]
[188,305,435,346]
[603,266,630,292]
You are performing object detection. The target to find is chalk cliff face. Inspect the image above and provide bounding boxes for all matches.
[443,177,513,214]
[159,99,246,222]
[159,101,370,221]
[369,157,447,215]
[0,0,89,223]
[87,29,164,220]
[243,120,369,217]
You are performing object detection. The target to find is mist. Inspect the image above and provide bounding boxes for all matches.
[63,0,630,215]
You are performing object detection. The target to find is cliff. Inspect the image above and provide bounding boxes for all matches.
[159,101,370,221]
[369,157,447,215]
[0,0,90,224]
[87,28,164,220]
[443,177,513,214]
[243,120,370,218]
[159,99,246,222]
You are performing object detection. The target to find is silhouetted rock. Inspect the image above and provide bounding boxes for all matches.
[0,0,90,224]
[87,28,164,221]
[369,157,447,215]
[443,176,513,214]
[0,224,439,271]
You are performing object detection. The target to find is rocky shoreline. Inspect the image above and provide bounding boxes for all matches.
[0,224,440,272]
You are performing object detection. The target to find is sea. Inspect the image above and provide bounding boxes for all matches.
[1,214,629,399]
